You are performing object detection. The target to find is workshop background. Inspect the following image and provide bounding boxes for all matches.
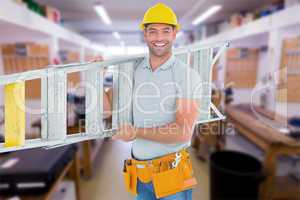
[0,0,300,200]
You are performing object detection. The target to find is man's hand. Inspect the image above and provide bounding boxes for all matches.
[112,124,137,142]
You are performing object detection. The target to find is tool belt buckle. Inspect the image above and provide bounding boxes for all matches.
[136,160,152,169]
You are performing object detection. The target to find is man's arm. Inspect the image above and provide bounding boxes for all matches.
[135,98,199,143]
[114,98,199,144]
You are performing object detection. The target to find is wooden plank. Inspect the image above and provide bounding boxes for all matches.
[68,151,81,200]
[81,141,92,178]
[273,176,300,199]
[226,104,300,200]
[225,105,297,147]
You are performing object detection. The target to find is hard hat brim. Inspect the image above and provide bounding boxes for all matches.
[140,23,180,31]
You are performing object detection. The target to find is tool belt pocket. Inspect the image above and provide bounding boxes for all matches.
[123,160,137,195]
[123,170,131,191]
[152,166,184,199]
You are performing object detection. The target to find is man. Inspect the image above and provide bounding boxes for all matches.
[104,3,201,200]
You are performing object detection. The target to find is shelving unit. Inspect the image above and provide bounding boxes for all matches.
[0,0,105,178]
[1,0,89,48]
[0,0,104,63]
[195,4,300,117]
[196,5,300,46]
[0,0,94,134]
[0,0,104,94]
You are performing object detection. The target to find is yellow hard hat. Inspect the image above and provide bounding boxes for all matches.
[140,3,180,30]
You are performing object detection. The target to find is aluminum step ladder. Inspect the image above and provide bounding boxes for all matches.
[0,42,229,153]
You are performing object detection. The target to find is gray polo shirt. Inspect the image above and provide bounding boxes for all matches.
[132,54,201,160]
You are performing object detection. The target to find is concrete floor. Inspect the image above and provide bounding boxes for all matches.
[80,139,209,200]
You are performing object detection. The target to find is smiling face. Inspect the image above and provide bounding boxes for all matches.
[144,23,177,58]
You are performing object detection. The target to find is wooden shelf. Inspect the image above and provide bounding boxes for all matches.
[0,0,103,52]
[195,5,300,45]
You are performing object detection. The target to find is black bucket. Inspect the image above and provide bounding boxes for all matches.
[210,151,264,200]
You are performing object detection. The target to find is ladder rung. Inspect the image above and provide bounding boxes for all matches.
[47,69,67,141]
[112,65,120,130]
[85,68,104,135]
[41,76,48,140]
[197,48,214,121]
[118,61,134,125]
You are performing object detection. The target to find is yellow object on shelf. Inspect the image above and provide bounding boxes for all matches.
[4,82,26,147]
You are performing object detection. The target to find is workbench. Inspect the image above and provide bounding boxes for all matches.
[0,151,81,200]
[225,104,300,200]
[67,120,104,178]
[192,89,226,160]
[32,118,104,178]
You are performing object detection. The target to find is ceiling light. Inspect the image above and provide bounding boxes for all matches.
[94,4,112,25]
[192,5,222,26]
[113,32,121,40]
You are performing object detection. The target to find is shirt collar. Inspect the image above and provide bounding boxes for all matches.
[142,54,176,71]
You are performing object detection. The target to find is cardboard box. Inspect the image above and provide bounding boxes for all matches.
[13,0,25,5]
[1,43,49,57]
[281,37,300,70]
[230,14,243,28]
[67,52,80,62]
[37,57,49,68]
[226,48,259,88]
[285,0,300,7]
[26,43,49,57]
[16,57,26,72]
[3,57,19,74]
[1,44,16,55]
[226,49,240,59]
[25,79,41,99]
[277,74,300,102]
[226,48,259,59]
[44,5,61,23]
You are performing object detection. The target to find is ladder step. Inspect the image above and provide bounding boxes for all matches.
[47,69,67,141]
[118,61,134,125]
[85,68,104,135]
[4,82,25,147]
[112,64,120,130]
